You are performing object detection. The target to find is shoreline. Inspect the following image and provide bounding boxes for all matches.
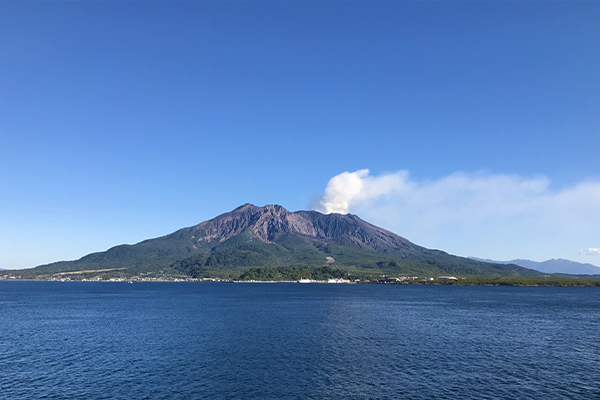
[2,278,599,287]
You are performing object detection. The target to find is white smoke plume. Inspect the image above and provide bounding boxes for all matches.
[320,169,410,214]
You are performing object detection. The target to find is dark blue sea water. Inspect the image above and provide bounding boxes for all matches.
[1,282,599,399]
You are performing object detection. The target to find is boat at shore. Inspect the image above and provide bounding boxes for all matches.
[297,278,311,283]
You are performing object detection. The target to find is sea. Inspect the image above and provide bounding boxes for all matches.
[1,282,599,400]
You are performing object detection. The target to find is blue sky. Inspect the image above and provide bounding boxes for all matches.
[1,1,599,269]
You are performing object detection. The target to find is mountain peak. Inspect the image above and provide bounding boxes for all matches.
[231,203,259,212]
[183,203,415,251]
[231,203,288,214]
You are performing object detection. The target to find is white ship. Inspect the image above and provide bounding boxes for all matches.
[297,278,311,283]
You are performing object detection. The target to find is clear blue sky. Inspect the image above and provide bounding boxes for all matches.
[1,1,599,269]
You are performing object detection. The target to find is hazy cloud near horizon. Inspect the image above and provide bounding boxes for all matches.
[319,169,600,264]
[579,248,600,256]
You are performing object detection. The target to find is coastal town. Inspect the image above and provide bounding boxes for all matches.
[0,271,458,284]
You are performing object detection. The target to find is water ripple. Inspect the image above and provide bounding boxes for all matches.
[1,282,599,399]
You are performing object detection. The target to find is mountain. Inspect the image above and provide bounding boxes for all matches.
[470,257,600,275]
[29,204,542,279]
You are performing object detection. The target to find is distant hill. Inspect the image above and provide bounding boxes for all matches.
[470,257,600,275]
[24,204,542,279]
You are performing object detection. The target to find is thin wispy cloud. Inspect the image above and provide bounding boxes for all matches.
[319,169,600,263]
[579,248,600,256]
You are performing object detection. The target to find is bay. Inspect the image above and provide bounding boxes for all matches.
[1,282,599,399]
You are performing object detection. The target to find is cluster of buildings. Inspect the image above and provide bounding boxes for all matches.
[0,274,22,280]
[372,276,458,284]
[373,276,418,284]
[327,278,352,284]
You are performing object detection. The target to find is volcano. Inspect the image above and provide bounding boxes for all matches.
[31,204,541,278]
